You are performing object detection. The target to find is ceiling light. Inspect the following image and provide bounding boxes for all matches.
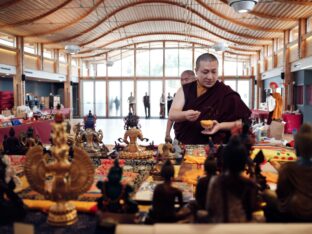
[212,42,228,52]
[228,0,258,13]
[64,44,80,54]
[107,60,114,67]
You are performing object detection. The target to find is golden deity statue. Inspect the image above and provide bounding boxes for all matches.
[118,113,154,159]
[24,122,94,226]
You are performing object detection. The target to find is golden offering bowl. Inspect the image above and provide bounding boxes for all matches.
[200,120,214,129]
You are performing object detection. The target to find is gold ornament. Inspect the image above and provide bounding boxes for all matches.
[24,122,94,226]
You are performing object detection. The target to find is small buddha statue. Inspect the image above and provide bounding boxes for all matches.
[0,154,26,224]
[147,160,187,223]
[96,159,138,214]
[3,128,23,155]
[84,110,96,130]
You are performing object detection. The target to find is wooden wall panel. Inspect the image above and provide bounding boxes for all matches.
[43,60,54,73]
[24,55,38,69]
[277,50,284,67]
[0,49,16,66]
[306,37,312,57]
[290,44,299,62]
[59,63,67,74]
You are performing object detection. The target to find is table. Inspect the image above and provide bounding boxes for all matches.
[251,109,269,122]
[42,108,71,118]
[0,120,53,144]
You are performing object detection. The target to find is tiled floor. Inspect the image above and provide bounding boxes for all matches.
[70,118,171,145]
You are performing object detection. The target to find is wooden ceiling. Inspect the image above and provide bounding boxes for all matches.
[0,0,312,59]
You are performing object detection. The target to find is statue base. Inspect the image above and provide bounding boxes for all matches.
[119,150,154,159]
[48,201,78,226]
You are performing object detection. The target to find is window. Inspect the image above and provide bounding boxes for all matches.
[277,37,284,50]
[136,50,149,76]
[107,50,121,77]
[289,25,298,42]
[24,43,36,54]
[97,63,106,76]
[307,17,312,33]
[0,33,15,47]
[179,48,192,75]
[150,48,163,76]
[82,81,94,115]
[59,52,66,62]
[89,64,96,77]
[224,80,236,91]
[165,48,179,76]
[71,58,77,67]
[122,49,134,77]
[224,60,237,76]
[95,81,106,116]
[82,62,88,76]
[237,80,250,107]
[43,48,53,59]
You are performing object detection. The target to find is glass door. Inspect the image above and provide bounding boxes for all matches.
[150,80,163,117]
[95,81,106,117]
[108,81,121,117]
[82,80,94,115]
[137,81,149,118]
[121,81,134,117]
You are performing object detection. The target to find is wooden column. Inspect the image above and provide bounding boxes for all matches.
[284,30,292,110]
[15,36,25,106]
[299,18,307,59]
[105,53,109,117]
[273,39,278,68]
[54,49,59,73]
[263,46,268,72]
[39,43,44,70]
[221,52,225,82]
[256,52,262,109]
[64,54,72,110]
[192,43,195,70]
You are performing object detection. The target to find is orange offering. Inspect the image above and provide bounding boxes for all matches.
[200,120,214,129]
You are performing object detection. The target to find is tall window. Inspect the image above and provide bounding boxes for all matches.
[165,47,179,76]
[0,33,15,47]
[108,50,121,77]
[122,48,134,77]
[82,81,94,115]
[97,63,106,76]
[24,43,36,54]
[82,62,88,77]
[289,25,298,42]
[224,60,237,76]
[43,48,53,59]
[150,48,163,76]
[59,52,66,62]
[136,49,149,76]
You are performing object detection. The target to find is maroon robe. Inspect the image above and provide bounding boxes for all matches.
[174,81,251,144]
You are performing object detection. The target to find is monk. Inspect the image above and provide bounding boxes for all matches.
[169,53,251,144]
[270,82,283,120]
[165,70,196,143]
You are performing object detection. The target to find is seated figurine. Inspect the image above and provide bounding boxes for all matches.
[0,154,26,224]
[84,110,96,130]
[96,159,138,214]
[147,160,189,223]
[3,128,24,155]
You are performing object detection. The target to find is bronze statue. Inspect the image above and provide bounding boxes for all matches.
[0,153,26,224]
[24,122,94,226]
[118,113,153,159]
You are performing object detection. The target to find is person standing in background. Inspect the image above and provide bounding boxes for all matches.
[167,93,173,116]
[128,92,136,114]
[143,92,150,118]
[160,94,166,118]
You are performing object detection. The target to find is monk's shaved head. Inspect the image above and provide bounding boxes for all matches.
[195,53,219,71]
[180,70,196,85]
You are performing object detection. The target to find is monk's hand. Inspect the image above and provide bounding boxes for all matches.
[201,120,219,135]
[184,110,201,122]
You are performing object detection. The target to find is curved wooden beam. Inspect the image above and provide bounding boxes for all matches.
[219,0,297,21]
[81,39,253,60]
[78,32,260,58]
[73,18,268,49]
[196,0,282,32]
[0,0,74,29]
[274,0,312,5]
[0,0,23,9]
[26,0,274,41]
[24,0,103,37]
